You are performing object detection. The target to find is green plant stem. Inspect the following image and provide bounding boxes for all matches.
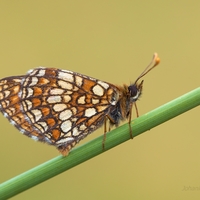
[0,87,200,199]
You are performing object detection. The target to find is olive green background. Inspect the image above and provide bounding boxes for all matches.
[0,1,199,199]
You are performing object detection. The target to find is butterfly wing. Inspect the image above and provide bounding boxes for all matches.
[0,67,119,155]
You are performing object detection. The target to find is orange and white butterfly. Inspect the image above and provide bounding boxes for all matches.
[0,53,160,156]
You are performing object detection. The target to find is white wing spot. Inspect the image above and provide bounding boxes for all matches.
[58,71,74,82]
[29,77,38,86]
[92,84,104,96]
[92,98,99,104]
[53,103,67,112]
[75,76,83,86]
[47,96,62,103]
[79,124,87,131]
[71,107,77,115]
[26,88,33,98]
[60,120,72,133]
[56,137,74,145]
[50,88,64,95]
[72,127,79,136]
[3,84,8,89]
[63,95,71,103]
[58,80,73,90]
[37,69,46,76]
[26,100,33,110]
[85,108,96,117]
[31,109,42,121]
[4,90,10,98]
[59,109,72,120]
[77,95,86,104]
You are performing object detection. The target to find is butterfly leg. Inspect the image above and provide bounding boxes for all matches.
[128,104,133,139]
[102,115,116,150]
[129,102,139,139]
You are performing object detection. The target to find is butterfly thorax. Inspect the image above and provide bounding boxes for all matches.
[108,82,143,126]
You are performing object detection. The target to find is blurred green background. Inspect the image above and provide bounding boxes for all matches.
[0,1,199,199]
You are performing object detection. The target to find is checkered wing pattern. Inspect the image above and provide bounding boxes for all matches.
[0,68,119,155]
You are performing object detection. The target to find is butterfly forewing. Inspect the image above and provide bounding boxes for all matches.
[0,67,119,155]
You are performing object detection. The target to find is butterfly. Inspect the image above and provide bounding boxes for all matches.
[0,53,160,156]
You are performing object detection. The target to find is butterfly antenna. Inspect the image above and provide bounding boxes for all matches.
[134,53,160,84]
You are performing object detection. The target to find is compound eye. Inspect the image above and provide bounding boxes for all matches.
[128,84,138,97]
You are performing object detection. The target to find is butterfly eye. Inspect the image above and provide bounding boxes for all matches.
[128,82,143,102]
[128,84,138,97]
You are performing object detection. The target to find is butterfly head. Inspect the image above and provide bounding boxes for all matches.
[128,80,144,103]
